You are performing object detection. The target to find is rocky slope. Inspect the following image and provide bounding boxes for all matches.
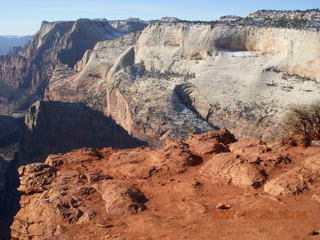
[10,130,320,240]
[45,20,320,143]
[0,19,145,115]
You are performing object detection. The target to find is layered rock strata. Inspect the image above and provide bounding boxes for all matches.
[0,19,145,115]
[46,21,320,142]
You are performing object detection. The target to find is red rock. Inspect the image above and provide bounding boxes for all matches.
[10,129,320,240]
[264,167,316,196]
[96,182,148,215]
[200,153,267,188]
[18,163,57,194]
[185,129,236,155]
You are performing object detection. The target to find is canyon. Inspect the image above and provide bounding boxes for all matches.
[0,9,320,239]
[45,22,320,143]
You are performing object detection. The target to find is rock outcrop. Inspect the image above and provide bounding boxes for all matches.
[10,130,320,240]
[18,163,57,194]
[264,167,315,196]
[200,152,267,188]
[109,19,148,34]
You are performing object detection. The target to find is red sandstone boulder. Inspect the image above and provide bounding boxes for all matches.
[186,129,236,155]
[264,167,316,196]
[199,153,267,188]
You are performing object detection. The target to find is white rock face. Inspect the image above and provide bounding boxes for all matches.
[133,23,320,139]
[136,24,320,79]
[45,22,320,143]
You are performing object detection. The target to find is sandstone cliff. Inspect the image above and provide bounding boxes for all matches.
[0,19,144,115]
[45,32,142,112]
[45,21,320,143]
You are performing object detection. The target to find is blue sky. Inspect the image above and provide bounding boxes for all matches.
[0,0,319,35]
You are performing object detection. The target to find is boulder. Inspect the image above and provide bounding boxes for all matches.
[186,129,236,155]
[264,167,315,196]
[200,153,266,188]
[96,182,148,215]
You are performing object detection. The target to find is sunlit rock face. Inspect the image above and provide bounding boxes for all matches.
[46,21,320,143]
[3,13,320,144]
[0,19,146,116]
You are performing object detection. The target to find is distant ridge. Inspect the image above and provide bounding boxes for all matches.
[0,36,31,55]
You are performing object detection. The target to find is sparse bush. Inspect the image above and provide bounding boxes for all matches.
[276,17,289,28]
[282,102,320,141]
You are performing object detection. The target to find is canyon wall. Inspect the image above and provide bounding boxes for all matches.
[20,101,145,165]
[2,19,320,146]
[46,22,320,143]
[133,23,320,139]
[0,19,144,115]
[2,18,319,143]
[136,23,320,80]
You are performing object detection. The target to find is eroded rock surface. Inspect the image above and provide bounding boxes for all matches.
[10,130,320,239]
[43,20,320,144]
[0,19,146,116]
[18,163,57,194]
[200,153,267,188]
[264,167,316,196]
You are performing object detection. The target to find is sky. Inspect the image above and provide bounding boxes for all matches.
[0,0,319,35]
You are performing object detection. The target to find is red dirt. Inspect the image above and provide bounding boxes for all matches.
[11,130,320,240]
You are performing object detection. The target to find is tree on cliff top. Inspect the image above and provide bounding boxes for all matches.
[282,101,320,141]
